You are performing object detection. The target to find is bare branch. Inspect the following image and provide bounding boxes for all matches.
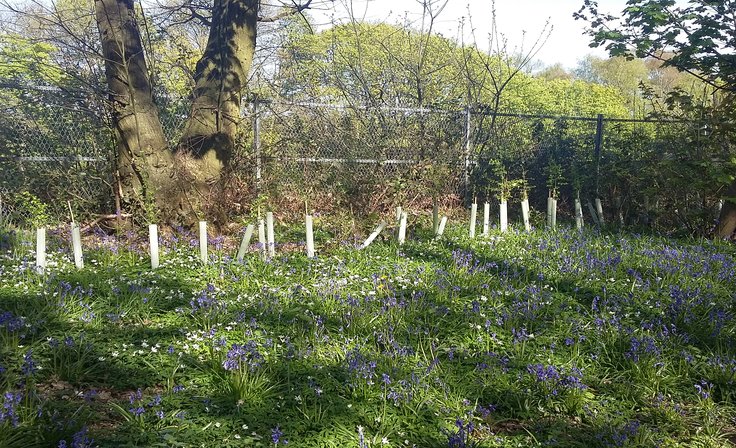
[258,0,313,23]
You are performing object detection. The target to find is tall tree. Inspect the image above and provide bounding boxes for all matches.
[5,0,313,223]
[175,0,258,214]
[93,0,312,222]
[574,55,648,112]
[95,0,176,219]
[575,0,736,238]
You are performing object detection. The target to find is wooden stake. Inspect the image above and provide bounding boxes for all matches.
[258,218,267,260]
[67,201,76,225]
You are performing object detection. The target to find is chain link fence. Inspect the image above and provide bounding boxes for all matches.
[0,83,114,220]
[1,81,726,233]
[252,101,721,231]
[252,100,466,215]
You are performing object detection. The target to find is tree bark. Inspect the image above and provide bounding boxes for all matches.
[95,0,260,224]
[175,0,259,218]
[715,179,736,239]
[94,0,175,221]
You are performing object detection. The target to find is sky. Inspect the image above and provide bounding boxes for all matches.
[305,0,635,70]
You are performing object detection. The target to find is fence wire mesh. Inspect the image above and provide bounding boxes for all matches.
[0,84,114,218]
[1,82,728,233]
[252,101,466,214]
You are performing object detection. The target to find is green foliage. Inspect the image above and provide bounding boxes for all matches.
[1,224,736,446]
[574,55,649,108]
[544,161,566,198]
[487,160,524,202]
[0,30,114,222]
[0,33,65,84]
[275,21,635,118]
[576,0,735,92]
[277,22,464,106]
[14,192,52,228]
[47,334,103,385]
[574,1,736,222]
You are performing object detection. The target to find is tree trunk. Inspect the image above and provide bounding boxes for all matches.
[175,0,259,218]
[95,0,260,225]
[94,0,175,221]
[715,179,736,239]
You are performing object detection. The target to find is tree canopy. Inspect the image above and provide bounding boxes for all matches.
[576,0,736,237]
[576,0,735,92]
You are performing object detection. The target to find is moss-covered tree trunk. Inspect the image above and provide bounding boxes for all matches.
[175,0,258,220]
[95,0,175,221]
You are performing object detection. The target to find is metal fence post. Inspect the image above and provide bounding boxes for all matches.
[253,97,262,192]
[594,113,604,197]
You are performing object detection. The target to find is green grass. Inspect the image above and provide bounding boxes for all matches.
[1,224,735,447]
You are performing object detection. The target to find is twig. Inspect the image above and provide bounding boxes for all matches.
[67,201,76,225]
[81,213,132,233]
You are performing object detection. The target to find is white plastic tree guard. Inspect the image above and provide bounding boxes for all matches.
[236,223,255,263]
[149,224,159,269]
[436,216,448,239]
[483,202,490,236]
[500,200,508,232]
[395,206,402,238]
[266,212,276,258]
[199,221,208,264]
[36,227,46,271]
[587,200,600,226]
[305,214,315,258]
[71,223,83,269]
[361,222,386,249]
[521,199,531,231]
[575,198,584,230]
[469,203,477,238]
[595,198,605,224]
[397,212,408,245]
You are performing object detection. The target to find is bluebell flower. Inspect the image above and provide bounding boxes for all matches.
[271,425,287,445]
[21,349,37,376]
[695,381,712,400]
[1,391,23,427]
